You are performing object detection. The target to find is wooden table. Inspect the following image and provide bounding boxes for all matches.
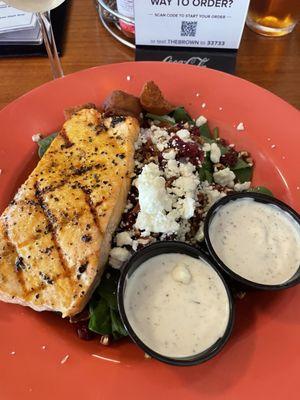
[0,0,299,110]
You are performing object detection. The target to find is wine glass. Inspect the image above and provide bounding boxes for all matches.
[4,0,65,79]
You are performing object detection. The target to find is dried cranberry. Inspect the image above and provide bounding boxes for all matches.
[165,177,177,188]
[190,126,201,137]
[157,152,164,166]
[169,135,204,165]
[121,202,140,229]
[197,192,206,207]
[218,138,228,147]
[221,148,238,167]
[186,208,205,241]
[75,321,94,341]
[144,137,156,156]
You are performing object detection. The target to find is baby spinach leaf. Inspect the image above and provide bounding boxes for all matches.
[218,144,228,156]
[231,157,253,183]
[232,158,250,170]
[234,167,253,183]
[202,154,213,171]
[198,154,213,183]
[88,298,112,335]
[96,269,119,310]
[88,268,128,339]
[248,186,273,196]
[110,309,128,339]
[145,113,175,125]
[171,107,193,123]
[198,168,213,183]
[38,132,58,158]
[199,122,211,138]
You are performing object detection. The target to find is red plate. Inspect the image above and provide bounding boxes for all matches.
[0,62,299,400]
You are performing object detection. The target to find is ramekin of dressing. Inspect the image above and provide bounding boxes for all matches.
[117,241,234,366]
[204,193,300,290]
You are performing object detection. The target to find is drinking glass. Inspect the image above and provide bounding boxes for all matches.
[4,0,65,78]
[246,0,300,37]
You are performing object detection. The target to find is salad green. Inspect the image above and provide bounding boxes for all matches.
[89,268,128,340]
[37,132,58,158]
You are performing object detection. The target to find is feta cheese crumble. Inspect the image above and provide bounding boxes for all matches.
[213,168,235,188]
[234,181,251,191]
[162,149,177,160]
[201,183,226,208]
[203,143,211,153]
[210,143,221,164]
[135,160,200,237]
[195,115,207,127]
[32,133,42,143]
[109,247,131,269]
[176,129,191,142]
[135,163,179,235]
[115,232,133,247]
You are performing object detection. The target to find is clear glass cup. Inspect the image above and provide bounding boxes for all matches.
[4,0,65,78]
[246,0,300,37]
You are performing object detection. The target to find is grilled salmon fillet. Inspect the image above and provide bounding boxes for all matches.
[0,107,139,317]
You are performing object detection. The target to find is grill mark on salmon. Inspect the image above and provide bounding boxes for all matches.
[36,164,106,196]
[81,187,104,236]
[2,227,27,293]
[35,183,71,279]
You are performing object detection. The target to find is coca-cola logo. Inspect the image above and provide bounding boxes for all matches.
[163,56,210,66]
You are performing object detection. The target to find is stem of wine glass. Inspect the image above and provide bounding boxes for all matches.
[37,11,64,79]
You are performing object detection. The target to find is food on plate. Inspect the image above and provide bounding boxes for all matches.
[140,81,174,116]
[208,198,300,285]
[0,107,139,317]
[103,90,142,120]
[1,80,284,350]
[123,251,230,358]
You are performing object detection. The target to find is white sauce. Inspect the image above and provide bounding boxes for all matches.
[124,253,230,358]
[209,199,300,285]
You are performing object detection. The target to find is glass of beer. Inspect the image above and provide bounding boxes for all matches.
[246,0,300,37]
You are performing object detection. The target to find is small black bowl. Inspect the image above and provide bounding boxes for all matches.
[204,192,300,291]
[117,241,235,366]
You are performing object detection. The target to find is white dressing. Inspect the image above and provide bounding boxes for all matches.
[124,253,230,358]
[209,199,300,285]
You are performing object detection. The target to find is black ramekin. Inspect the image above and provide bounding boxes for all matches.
[204,192,300,291]
[117,241,235,366]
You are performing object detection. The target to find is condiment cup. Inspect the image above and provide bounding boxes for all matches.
[117,241,235,366]
[204,193,300,291]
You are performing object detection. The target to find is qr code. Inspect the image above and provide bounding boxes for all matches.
[180,21,197,37]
